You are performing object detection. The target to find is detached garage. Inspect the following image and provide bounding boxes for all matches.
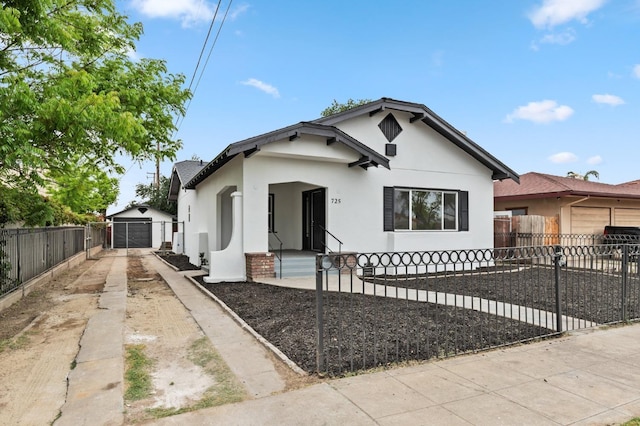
[107,205,175,249]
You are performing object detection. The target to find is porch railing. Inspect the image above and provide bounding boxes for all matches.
[268,231,283,278]
[317,224,343,254]
[315,242,640,376]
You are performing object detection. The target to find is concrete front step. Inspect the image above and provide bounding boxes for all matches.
[275,257,315,278]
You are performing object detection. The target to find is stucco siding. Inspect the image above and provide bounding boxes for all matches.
[243,132,495,253]
[194,155,243,263]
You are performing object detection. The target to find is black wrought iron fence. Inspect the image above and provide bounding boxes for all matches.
[315,243,640,376]
[0,226,88,297]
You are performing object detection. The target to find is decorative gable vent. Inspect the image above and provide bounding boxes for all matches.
[378,113,402,142]
[137,207,148,214]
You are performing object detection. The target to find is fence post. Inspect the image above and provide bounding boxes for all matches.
[315,254,324,374]
[554,245,563,333]
[17,230,23,297]
[622,244,629,322]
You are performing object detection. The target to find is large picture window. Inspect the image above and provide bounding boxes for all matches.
[384,187,468,232]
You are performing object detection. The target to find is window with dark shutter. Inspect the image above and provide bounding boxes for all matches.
[383,187,394,231]
[385,187,469,232]
[458,191,469,231]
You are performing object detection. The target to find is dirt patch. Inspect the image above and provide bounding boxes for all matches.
[0,255,110,425]
[123,253,246,423]
[0,259,101,341]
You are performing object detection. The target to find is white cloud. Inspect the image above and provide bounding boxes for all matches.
[549,152,579,163]
[540,28,576,45]
[592,94,625,106]
[229,4,250,21]
[505,100,574,124]
[633,64,640,79]
[529,0,607,29]
[131,0,214,27]
[531,28,577,49]
[241,78,280,98]
[587,155,603,165]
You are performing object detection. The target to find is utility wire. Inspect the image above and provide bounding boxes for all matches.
[186,1,222,94]
[173,0,222,132]
[174,0,232,134]
[190,0,233,103]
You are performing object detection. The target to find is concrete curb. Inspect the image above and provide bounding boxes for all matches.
[184,274,309,377]
[151,251,308,377]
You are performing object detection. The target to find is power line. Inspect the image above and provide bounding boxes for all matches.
[186,1,222,94]
[174,0,233,134]
[190,0,233,102]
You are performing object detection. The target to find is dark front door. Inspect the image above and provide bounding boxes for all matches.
[302,188,326,252]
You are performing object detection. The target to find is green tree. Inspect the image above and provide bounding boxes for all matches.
[0,0,190,223]
[321,98,372,117]
[566,170,599,181]
[46,156,119,216]
[130,176,176,215]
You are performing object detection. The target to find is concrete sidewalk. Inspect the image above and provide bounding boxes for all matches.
[153,322,640,425]
[56,250,640,425]
[155,265,640,425]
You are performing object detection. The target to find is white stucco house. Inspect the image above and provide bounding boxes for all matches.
[171,98,519,282]
[107,205,175,249]
[168,160,207,258]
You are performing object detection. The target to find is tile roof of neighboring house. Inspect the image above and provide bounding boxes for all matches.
[185,98,519,190]
[494,172,640,201]
[168,160,207,201]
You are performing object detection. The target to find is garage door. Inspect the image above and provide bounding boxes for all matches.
[113,218,152,248]
[614,208,640,226]
[571,207,610,235]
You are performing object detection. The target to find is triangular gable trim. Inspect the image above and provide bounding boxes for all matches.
[315,98,519,183]
[185,122,389,189]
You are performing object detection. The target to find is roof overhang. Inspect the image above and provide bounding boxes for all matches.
[495,191,640,202]
[185,122,389,189]
[315,98,519,183]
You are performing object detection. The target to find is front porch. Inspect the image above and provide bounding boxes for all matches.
[270,249,317,278]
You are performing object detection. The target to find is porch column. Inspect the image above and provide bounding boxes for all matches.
[204,191,246,283]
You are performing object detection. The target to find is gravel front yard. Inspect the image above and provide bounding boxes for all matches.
[161,254,635,376]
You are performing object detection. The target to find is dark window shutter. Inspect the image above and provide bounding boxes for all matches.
[383,187,394,231]
[458,191,469,231]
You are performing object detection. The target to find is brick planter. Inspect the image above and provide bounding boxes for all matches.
[245,252,275,282]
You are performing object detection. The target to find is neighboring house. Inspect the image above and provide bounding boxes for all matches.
[107,205,175,249]
[179,97,519,282]
[168,160,207,259]
[494,172,640,235]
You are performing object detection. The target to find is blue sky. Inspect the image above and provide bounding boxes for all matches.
[109,0,640,213]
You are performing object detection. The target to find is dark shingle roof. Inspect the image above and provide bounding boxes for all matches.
[184,98,519,189]
[168,160,206,201]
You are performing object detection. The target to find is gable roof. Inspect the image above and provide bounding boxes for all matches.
[185,121,390,189]
[106,204,174,219]
[314,97,519,183]
[494,172,640,201]
[185,97,519,189]
[168,160,206,201]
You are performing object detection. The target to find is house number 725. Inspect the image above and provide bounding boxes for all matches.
[331,198,341,204]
